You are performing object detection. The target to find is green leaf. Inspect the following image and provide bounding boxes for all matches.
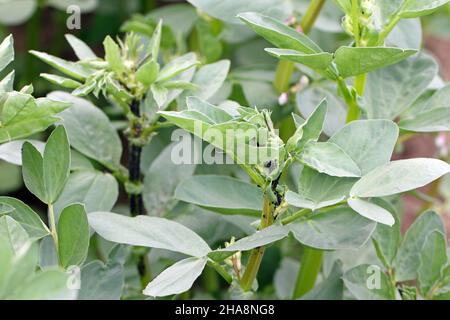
[0,92,69,144]
[296,84,346,136]
[136,60,159,86]
[286,99,327,154]
[290,166,356,210]
[334,47,417,78]
[364,55,437,120]
[188,0,291,24]
[8,269,72,300]
[0,70,15,92]
[298,141,362,178]
[143,142,196,217]
[43,125,70,204]
[65,34,97,60]
[149,20,162,61]
[350,159,450,198]
[41,73,82,89]
[399,0,450,18]
[78,259,124,300]
[103,36,125,74]
[219,225,289,252]
[143,256,207,297]
[329,120,399,175]
[186,96,233,123]
[301,261,344,300]
[0,197,49,239]
[177,60,230,108]
[348,197,395,226]
[88,211,211,257]
[175,175,263,216]
[265,48,333,73]
[57,204,89,268]
[156,52,198,83]
[399,107,450,132]
[0,215,30,253]
[150,83,168,107]
[0,35,14,73]
[0,139,44,166]
[371,199,401,268]
[343,264,395,300]
[22,141,46,202]
[394,211,445,281]
[48,92,122,170]
[288,207,376,250]
[30,50,92,80]
[418,230,448,297]
[238,12,322,53]
[54,170,118,218]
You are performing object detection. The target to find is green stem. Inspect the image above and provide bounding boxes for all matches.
[240,196,274,291]
[345,73,367,123]
[273,0,325,94]
[281,208,311,225]
[207,260,232,284]
[48,203,59,253]
[292,247,323,299]
[378,15,401,45]
[351,0,361,46]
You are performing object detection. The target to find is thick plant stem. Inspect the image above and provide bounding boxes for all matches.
[292,247,323,299]
[240,196,275,291]
[129,100,144,217]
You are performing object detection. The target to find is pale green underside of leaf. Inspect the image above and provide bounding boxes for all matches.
[88,211,211,257]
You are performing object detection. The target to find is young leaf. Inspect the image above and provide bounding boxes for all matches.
[329,120,399,175]
[418,230,447,297]
[30,50,92,80]
[348,197,395,226]
[65,34,97,60]
[350,158,450,198]
[57,204,89,268]
[143,256,207,297]
[43,125,70,204]
[394,211,445,281]
[288,207,376,250]
[186,96,233,123]
[174,175,263,216]
[103,36,125,74]
[334,47,417,78]
[238,12,322,54]
[156,52,198,83]
[41,73,82,90]
[148,20,162,61]
[298,141,362,178]
[88,211,211,257]
[286,99,327,154]
[136,60,159,86]
[0,34,14,73]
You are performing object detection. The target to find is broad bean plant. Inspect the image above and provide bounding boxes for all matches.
[1,0,450,300]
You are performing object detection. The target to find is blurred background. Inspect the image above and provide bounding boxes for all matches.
[1,0,450,298]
